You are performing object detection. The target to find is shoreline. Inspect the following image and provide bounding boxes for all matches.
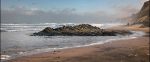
[1,31,143,61]
[3,26,150,62]
[5,36,149,62]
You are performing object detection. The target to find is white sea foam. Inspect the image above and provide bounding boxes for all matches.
[91,23,124,29]
[1,55,11,60]
[1,23,123,32]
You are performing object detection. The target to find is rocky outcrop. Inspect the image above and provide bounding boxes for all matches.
[32,24,132,36]
[131,1,149,27]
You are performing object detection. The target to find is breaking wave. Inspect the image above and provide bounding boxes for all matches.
[1,23,124,32]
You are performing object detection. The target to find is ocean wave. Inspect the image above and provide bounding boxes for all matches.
[1,23,124,32]
[1,55,11,60]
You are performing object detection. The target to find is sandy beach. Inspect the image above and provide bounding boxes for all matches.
[5,26,149,62]
[6,37,149,62]
[1,0,149,62]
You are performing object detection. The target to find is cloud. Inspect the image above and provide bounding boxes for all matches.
[1,7,120,24]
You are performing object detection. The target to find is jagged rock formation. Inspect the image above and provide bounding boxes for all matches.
[131,1,149,27]
[32,24,132,36]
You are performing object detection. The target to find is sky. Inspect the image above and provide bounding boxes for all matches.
[1,0,148,24]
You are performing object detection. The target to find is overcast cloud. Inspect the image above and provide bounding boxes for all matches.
[1,0,147,24]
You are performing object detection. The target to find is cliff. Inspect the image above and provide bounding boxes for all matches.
[131,1,149,27]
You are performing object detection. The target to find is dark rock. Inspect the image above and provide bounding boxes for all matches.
[41,27,54,33]
[31,24,132,36]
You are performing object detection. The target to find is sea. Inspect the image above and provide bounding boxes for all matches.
[0,23,145,61]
